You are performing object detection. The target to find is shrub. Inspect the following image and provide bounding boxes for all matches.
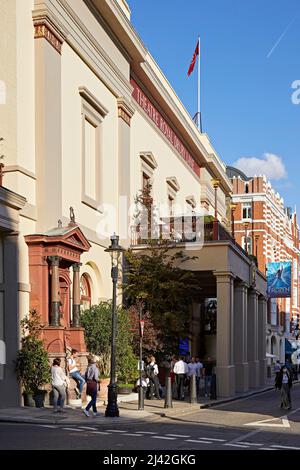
[16,310,51,394]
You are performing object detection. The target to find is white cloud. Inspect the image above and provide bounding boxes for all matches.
[233,153,288,180]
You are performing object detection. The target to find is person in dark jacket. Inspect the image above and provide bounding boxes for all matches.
[83,355,100,417]
[275,365,292,410]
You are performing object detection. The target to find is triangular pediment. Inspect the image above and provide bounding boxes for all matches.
[62,226,91,252]
[166,176,180,192]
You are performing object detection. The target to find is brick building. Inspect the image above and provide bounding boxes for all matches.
[227,166,300,363]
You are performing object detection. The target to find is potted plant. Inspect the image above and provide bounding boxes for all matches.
[16,310,51,407]
[117,383,134,395]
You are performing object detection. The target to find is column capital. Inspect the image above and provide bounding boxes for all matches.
[48,256,61,266]
[72,262,82,272]
[248,287,260,298]
[117,97,135,126]
[235,280,249,290]
[214,271,236,282]
[33,9,68,54]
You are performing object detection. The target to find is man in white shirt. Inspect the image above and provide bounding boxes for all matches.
[174,356,188,400]
[68,349,86,398]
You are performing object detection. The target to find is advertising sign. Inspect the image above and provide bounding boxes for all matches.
[267,262,291,298]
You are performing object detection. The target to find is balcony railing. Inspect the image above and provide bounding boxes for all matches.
[131,216,252,261]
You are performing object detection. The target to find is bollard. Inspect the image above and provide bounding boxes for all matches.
[138,385,144,410]
[189,374,197,404]
[164,376,173,408]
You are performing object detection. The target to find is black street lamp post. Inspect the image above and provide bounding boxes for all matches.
[138,301,144,410]
[105,233,124,418]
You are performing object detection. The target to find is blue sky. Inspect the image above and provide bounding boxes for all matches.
[128,0,300,209]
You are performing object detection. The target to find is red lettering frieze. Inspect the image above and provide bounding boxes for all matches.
[131,78,200,177]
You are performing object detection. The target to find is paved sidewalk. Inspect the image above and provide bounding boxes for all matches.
[0,377,280,426]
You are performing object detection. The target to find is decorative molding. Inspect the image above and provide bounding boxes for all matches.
[18,283,31,293]
[166,176,180,193]
[139,151,157,170]
[3,165,36,181]
[117,97,135,126]
[20,203,37,222]
[79,86,109,118]
[0,187,26,211]
[186,195,196,209]
[34,23,63,54]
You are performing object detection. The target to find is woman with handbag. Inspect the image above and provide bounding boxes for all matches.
[83,355,100,417]
[276,365,293,410]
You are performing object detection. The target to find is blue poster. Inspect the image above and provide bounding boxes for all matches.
[267,262,291,298]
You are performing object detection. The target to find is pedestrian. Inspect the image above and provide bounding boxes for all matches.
[173,356,188,400]
[195,356,204,396]
[83,354,100,417]
[51,357,68,413]
[136,372,149,398]
[68,348,86,399]
[203,356,214,398]
[276,365,292,410]
[274,360,281,389]
[146,356,161,400]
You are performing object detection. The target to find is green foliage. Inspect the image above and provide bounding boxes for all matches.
[124,244,201,355]
[80,302,138,383]
[16,310,51,394]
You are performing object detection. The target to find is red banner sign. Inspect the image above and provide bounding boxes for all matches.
[131,78,200,177]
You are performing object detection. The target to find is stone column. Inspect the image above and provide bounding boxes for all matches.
[49,256,61,327]
[247,289,259,388]
[233,282,249,392]
[72,263,82,327]
[258,296,267,386]
[215,272,235,397]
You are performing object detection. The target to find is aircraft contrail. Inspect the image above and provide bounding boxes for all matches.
[267,11,299,59]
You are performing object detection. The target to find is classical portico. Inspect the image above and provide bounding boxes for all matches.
[135,234,268,398]
[25,219,91,355]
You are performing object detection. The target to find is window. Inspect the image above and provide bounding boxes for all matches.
[168,194,174,236]
[242,236,252,254]
[245,183,249,194]
[242,203,252,219]
[80,274,91,311]
[79,87,108,210]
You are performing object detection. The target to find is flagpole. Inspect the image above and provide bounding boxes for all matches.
[197,36,201,131]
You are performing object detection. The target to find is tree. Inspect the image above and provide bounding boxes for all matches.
[16,310,51,394]
[128,305,163,357]
[124,244,201,356]
[80,302,138,383]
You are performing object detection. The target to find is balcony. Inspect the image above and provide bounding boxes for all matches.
[131,215,254,261]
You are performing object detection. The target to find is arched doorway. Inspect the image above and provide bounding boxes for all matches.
[271,336,276,356]
[80,273,91,311]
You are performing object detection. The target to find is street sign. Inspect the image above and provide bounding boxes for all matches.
[140,320,145,337]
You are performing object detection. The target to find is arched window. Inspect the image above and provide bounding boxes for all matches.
[245,183,249,194]
[80,274,91,311]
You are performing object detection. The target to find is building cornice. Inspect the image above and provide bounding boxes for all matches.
[0,187,26,211]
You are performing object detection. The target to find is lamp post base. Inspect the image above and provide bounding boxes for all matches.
[105,383,119,417]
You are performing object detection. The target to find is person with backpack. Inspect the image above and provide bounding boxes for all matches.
[146,356,161,400]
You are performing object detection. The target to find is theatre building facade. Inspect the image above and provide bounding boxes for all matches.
[0,0,266,404]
